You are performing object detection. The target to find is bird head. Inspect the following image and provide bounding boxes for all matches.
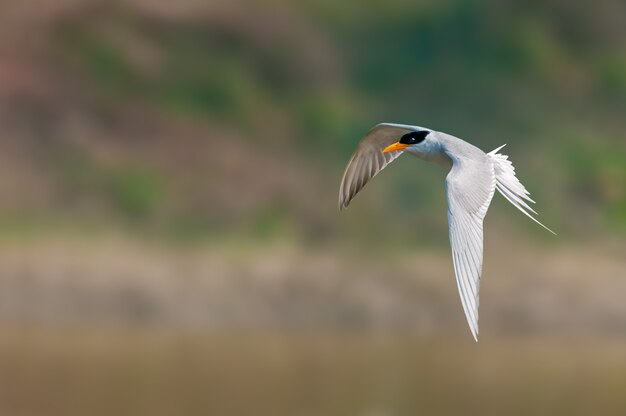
[383,130,431,153]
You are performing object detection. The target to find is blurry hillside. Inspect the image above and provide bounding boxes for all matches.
[0,0,625,333]
[0,0,625,244]
[3,2,626,415]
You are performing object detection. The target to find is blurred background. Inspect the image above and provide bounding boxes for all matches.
[0,0,626,414]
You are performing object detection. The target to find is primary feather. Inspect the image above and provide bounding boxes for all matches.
[339,124,411,209]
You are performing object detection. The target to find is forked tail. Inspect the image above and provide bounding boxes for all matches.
[487,145,556,235]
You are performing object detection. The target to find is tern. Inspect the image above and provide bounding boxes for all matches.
[339,123,555,340]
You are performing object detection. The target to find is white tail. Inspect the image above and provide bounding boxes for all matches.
[488,145,556,235]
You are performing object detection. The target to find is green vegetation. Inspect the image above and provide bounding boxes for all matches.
[0,0,623,242]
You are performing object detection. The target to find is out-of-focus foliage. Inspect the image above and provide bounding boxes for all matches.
[0,0,624,244]
[1,2,626,415]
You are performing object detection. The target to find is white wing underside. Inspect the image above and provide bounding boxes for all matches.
[446,144,555,341]
[445,151,496,341]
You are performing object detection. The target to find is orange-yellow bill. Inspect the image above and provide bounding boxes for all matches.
[383,142,409,153]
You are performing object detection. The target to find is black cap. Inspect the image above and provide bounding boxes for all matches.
[399,130,429,145]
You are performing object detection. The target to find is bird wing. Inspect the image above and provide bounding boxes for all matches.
[444,151,496,341]
[338,123,413,209]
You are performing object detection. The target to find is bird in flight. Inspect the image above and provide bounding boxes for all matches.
[339,123,555,340]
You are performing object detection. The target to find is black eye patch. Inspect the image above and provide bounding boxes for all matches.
[399,130,430,145]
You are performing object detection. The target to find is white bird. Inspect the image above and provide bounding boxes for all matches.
[339,123,555,341]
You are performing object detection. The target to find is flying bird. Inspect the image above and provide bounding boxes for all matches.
[339,123,555,340]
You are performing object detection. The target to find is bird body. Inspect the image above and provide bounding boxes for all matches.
[339,123,554,340]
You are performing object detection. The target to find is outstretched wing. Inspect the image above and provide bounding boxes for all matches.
[339,123,412,210]
[444,152,496,341]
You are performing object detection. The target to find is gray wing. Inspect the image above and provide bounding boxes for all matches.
[444,148,497,341]
[339,123,412,210]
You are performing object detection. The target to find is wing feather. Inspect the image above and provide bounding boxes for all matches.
[488,146,556,235]
[338,124,412,209]
[444,150,496,341]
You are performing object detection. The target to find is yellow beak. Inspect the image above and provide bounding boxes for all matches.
[382,142,409,153]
